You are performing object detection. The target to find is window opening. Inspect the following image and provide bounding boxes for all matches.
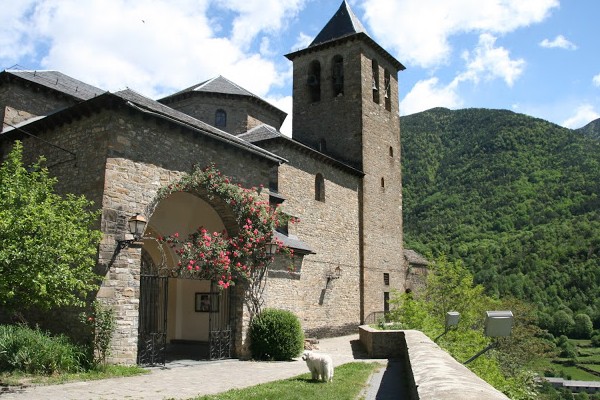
[315,173,325,202]
[384,70,391,111]
[384,292,390,313]
[381,177,385,188]
[308,60,321,102]
[332,55,344,96]
[384,273,390,285]
[389,146,394,157]
[372,59,379,104]
[215,109,227,128]
[319,139,327,152]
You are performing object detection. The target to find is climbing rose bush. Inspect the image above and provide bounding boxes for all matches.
[156,164,296,289]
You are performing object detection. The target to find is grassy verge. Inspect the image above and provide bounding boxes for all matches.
[192,362,382,400]
[532,339,600,381]
[0,365,148,387]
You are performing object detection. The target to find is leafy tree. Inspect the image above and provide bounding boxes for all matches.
[552,310,575,337]
[0,142,102,312]
[389,257,549,399]
[572,313,594,339]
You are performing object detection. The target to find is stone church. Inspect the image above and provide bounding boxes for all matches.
[0,1,425,364]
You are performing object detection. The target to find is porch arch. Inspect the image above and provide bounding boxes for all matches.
[139,191,238,364]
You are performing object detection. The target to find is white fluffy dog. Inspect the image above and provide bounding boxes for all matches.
[302,351,334,382]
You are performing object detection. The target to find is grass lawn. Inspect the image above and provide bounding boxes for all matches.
[192,362,383,400]
[0,365,148,387]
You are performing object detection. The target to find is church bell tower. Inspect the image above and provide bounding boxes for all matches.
[286,0,407,321]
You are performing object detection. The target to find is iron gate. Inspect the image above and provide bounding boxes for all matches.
[137,251,168,366]
[209,281,232,360]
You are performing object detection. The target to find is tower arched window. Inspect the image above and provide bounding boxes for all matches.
[315,173,325,202]
[372,59,380,104]
[384,70,391,111]
[332,55,344,96]
[308,60,321,103]
[215,109,227,128]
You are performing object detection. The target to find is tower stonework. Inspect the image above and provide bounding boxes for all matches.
[286,1,406,321]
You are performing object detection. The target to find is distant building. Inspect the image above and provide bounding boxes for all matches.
[0,1,416,364]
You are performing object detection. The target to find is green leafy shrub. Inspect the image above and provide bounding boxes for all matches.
[80,301,116,365]
[250,308,304,361]
[0,324,87,374]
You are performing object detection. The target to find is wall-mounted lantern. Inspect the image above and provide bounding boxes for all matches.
[117,213,147,250]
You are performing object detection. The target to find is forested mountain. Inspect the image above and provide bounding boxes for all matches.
[401,108,600,324]
[576,117,600,140]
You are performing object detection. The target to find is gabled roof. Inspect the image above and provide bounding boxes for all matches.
[310,0,367,47]
[2,69,105,100]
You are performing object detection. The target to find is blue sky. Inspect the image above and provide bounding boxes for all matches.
[1,0,599,135]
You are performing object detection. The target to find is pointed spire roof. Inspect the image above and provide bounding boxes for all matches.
[285,1,405,71]
[310,0,368,47]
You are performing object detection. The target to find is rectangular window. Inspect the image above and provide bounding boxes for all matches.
[384,292,390,313]
[383,273,390,285]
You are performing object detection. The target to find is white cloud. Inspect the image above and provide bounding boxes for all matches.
[213,0,305,49]
[458,34,525,87]
[593,73,600,87]
[0,0,38,63]
[400,77,462,115]
[539,35,577,50]
[1,0,299,100]
[361,0,558,67]
[561,104,600,129]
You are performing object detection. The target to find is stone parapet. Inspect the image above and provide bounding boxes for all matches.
[358,326,510,400]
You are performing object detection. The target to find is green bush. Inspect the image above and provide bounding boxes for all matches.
[0,324,87,374]
[249,308,304,361]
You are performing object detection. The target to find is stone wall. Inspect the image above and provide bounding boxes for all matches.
[261,140,362,337]
[162,94,284,135]
[358,48,405,320]
[0,79,77,130]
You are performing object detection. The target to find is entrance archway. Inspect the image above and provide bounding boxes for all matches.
[138,191,235,364]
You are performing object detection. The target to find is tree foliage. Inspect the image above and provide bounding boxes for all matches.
[0,141,102,312]
[401,108,600,329]
[389,257,551,399]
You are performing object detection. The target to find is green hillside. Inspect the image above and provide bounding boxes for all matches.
[576,117,600,140]
[401,107,600,324]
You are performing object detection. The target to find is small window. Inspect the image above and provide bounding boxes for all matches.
[308,60,321,103]
[332,55,344,96]
[383,273,390,285]
[389,146,394,157]
[215,109,227,128]
[315,173,325,202]
[381,177,385,188]
[372,59,380,104]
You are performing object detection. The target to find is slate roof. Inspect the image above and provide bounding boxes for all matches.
[239,124,363,176]
[159,76,286,120]
[404,249,429,266]
[285,1,405,71]
[310,0,368,47]
[274,230,315,255]
[2,69,105,100]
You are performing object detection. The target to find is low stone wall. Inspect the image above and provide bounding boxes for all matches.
[358,326,510,400]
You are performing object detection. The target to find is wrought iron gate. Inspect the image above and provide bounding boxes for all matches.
[137,251,168,366]
[209,281,232,360]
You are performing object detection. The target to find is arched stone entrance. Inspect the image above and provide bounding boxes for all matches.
[138,191,236,365]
